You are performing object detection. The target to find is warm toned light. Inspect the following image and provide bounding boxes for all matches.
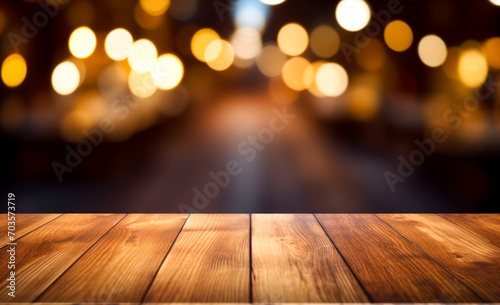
[152,54,184,90]
[281,57,313,91]
[458,49,488,88]
[105,28,133,61]
[489,0,500,6]
[384,20,413,52]
[418,35,447,67]
[52,61,80,95]
[310,25,340,58]
[483,37,500,69]
[306,61,327,97]
[134,2,164,29]
[128,70,157,98]
[61,110,94,142]
[335,0,371,32]
[231,27,262,60]
[191,28,220,62]
[139,0,170,16]
[356,39,386,71]
[205,39,234,71]
[69,27,97,59]
[257,44,287,77]
[315,63,348,97]
[277,23,308,56]
[347,83,380,121]
[1,54,27,88]
[260,0,286,5]
[128,39,158,73]
[442,47,461,80]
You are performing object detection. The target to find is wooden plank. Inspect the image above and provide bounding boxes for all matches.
[378,213,500,303]
[0,214,61,248]
[316,214,482,303]
[143,214,249,303]
[439,214,500,247]
[37,214,188,303]
[0,214,124,302]
[251,214,369,303]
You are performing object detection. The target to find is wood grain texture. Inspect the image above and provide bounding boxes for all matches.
[251,214,369,303]
[378,213,500,302]
[143,214,250,303]
[37,214,188,303]
[0,214,124,302]
[439,214,500,247]
[0,214,61,248]
[316,214,482,303]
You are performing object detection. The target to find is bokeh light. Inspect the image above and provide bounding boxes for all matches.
[234,0,270,32]
[128,39,158,73]
[458,48,488,88]
[418,35,447,67]
[277,23,308,56]
[191,28,220,62]
[105,28,134,61]
[139,0,170,16]
[151,54,184,90]
[205,39,235,71]
[384,20,413,52]
[442,47,461,80]
[281,57,313,91]
[256,44,287,77]
[310,25,340,59]
[347,82,380,121]
[69,27,97,59]
[134,2,164,29]
[231,27,262,60]
[335,0,371,32]
[52,61,81,95]
[128,70,157,98]
[356,39,386,71]
[306,61,327,97]
[269,76,299,105]
[260,0,286,5]
[489,0,500,6]
[315,63,348,97]
[483,37,500,69]
[1,54,27,88]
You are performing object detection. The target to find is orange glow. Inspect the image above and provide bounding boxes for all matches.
[281,57,313,91]
[384,20,413,52]
[277,23,308,56]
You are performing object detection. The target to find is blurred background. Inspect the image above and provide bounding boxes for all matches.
[1,0,500,213]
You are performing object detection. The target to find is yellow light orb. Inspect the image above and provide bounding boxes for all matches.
[281,57,313,91]
[277,23,308,56]
[69,27,97,59]
[256,44,287,77]
[128,39,158,73]
[483,37,500,69]
[105,28,133,61]
[52,61,80,95]
[315,63,348,97]
[384,20,413,52]
[458,49,488,88]
[231,27,262,60]
[1,54,27,88]
[260,0,286,5]
[306,61,327,97]
[335,0,371,32]
[418,35,447,67]
[128,70,157,98]
[310,25,340,58]
[191,28,220,62]
[151,54,184,90]
[205,39,234,71]
[489,0,500,5]
[139,0,170,16]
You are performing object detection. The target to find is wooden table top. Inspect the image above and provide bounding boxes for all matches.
[0,214,498,303]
